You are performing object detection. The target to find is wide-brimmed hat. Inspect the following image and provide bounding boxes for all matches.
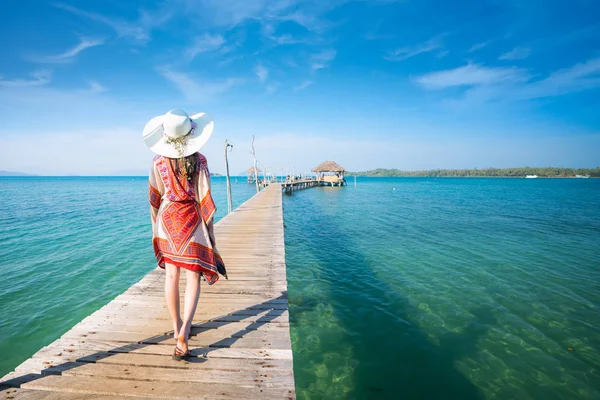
[143,109,214,158]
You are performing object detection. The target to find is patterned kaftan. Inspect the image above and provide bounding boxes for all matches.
[148,152,226,285]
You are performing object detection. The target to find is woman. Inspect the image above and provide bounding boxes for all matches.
[143,109,227,360]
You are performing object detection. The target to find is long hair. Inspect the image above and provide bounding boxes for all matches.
[169,153,199,185]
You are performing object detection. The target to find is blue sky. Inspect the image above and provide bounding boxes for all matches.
[0,0,599,175]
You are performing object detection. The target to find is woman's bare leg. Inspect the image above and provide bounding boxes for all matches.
[164,263,182,340]
[178,269,202,352]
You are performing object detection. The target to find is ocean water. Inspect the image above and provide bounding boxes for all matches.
[1,177,599,400]
[284,178,600,399]
[0,176,256,378]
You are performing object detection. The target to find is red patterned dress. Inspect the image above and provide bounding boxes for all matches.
[148,153,226,285]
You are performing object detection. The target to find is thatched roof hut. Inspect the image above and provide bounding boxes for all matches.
[246,166,262,174]
[312,161,345,173]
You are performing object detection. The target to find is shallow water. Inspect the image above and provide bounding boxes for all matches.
[0,176,256,377]
[284,178,600,399]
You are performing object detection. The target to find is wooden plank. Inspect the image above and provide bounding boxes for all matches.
[109,298,289,308]
[41,362,295,388]
[8,353,293,379]
[9,346,292,378]
[89,311,290,324]
[73,321,290,334]
[0,388,123,399]
[76,352,294,371]
[19,375,296,399]
[65,328,291,342]
[46,335,293,350]
[0,184,296,399]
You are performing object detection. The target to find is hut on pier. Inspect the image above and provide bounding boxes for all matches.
[312,161,346,187]
[246,166,262,184]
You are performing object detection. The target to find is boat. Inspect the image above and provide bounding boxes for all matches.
[525,175,538,179]
[575,175,590,178]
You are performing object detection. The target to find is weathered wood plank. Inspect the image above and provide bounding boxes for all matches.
[8,346,293,378]
[19,375,296,399]
[40,362,295,388]
[76,353,294,371]
[65,328,291,342]
[0,388,123,399]
[73,320,290,333]
[46,335,293,350]
[88,311,290,325]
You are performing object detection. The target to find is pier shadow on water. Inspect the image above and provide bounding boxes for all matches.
[286,193,490,399]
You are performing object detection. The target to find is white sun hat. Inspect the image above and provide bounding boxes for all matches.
[143,109,214,158]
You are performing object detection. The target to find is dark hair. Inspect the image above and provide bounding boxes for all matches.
[169,153,199,185]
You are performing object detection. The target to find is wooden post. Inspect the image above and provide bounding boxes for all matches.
[251,135,259,194]
[224,140,233,214]
[263,164,267,185]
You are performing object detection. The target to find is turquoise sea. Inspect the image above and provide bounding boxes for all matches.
[1,176,599,399]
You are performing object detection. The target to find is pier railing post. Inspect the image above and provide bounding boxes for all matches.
[224,140,234,214]
[251,135,260,194]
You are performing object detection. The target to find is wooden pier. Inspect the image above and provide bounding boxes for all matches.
[281,179,319,194]
[0,184,295,399]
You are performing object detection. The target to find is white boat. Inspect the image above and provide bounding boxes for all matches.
[575,175,590,178]
[525,175,538,179]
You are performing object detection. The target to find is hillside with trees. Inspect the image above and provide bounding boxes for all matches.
[350,167,600,178]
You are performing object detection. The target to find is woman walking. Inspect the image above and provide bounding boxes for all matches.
[143,109,227,360]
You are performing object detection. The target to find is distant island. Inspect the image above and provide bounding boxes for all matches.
[350,167,600,178]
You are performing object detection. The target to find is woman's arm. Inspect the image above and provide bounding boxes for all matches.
[206,170,217,245]
[197,154,217,246]
[148,162,163,230]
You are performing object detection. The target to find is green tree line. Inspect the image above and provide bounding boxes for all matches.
[350,167,600,178]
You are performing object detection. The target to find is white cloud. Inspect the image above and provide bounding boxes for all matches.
[266,81,280,94]
[0,128,151,176]
[435,50,450,59]
[283,58,298,68]
[30,37,104,64]
[499,46,531,60]
[0,70,52,87]
[364,32,395,41]
[311,49,336,70]
[218,54,245,66]
[185,33,225,60]
[415,63,529,90]
[384,34,446,62]
[262,23,276,36]
[0,82,150,133]
[517,57,600,99]
[176,0,326,31]
[467,40,492,53]
[53,2,172,43]
[277,10,326,32]
[267,34,307,45]
[293,80,313,91]
[255,64,269,82]
[177,0,398,39]
[416,58,600,104]
[87,81,107,93]
[176,0,274,29]
[160,69,242,102]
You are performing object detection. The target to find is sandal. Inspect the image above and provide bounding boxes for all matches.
[172,345,190,361]
[172,335,190,361]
